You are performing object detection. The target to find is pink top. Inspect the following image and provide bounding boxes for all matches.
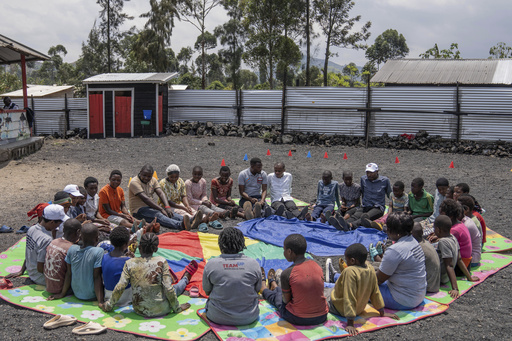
[450,222,473,259]
[185,178,208,210]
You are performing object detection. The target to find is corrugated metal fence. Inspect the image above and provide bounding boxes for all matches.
[11,86,512,141]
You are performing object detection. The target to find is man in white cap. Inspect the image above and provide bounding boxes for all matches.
[331,163,391,231]
[6,205,67,284]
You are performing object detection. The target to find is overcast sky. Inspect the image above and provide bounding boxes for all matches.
[4,0,511,69]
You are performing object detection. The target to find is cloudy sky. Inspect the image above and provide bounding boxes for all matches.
[3,0,511,68]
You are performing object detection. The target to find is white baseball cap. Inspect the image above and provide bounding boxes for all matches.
[63,184,83,197]
[365,163,379,172]
[42,204,68,221]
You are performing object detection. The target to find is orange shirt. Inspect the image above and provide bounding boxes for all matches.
[98,184,125,219]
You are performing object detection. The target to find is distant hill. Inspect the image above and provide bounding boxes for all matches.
[301,56,362,74]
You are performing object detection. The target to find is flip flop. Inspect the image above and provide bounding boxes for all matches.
[184,260,199,278]
[16,225,30,234]
[198,222,209,232]
[0,225,13,233]
[0,277,13,289]
[43,314,77,329]
[260,267,266,282]
[267,268,276,288]
[208,220,223,230]
[189,286,200,298]
[72,321,107,335]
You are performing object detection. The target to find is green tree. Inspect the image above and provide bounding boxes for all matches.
[194,31,217,83]
[237,69,258,89]
[206,80,225,89]
[365,29,409,67]
[420,43,461,59]
[214,0,246,89]
[37,45,68,84]
[0,66,22,93]
[177,47,194,74]
[134,0,181,71]
[342,62,359,86]
[195,52,225,84]
[489,42,512,59]
[77,23,108,78]
[313,0,371,86]
[243,0,303,89]
[96,0,133,72]
[178,0,222,89]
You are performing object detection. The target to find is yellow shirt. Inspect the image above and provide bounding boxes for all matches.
[128,176,160,214]
[330,262,384,318]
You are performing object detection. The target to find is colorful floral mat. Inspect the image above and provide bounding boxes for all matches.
[483,228,512,253]
[0,284,209,340]
[426,252,512,304]
[198,298,448,341]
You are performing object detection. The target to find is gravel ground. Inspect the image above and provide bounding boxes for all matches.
[1,135,511,341]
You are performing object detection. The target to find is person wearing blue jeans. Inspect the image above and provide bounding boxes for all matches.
[128,164,190,230]
[311,171,340,220]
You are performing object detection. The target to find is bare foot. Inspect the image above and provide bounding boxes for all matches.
[209,212,219,222]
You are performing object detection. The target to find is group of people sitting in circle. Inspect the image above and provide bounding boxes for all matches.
[6,157,487,336]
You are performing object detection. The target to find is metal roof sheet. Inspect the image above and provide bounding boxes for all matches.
[371,59,512,85]
[0,85,74,98]
[0,34,50,64]
[83,72,178,84]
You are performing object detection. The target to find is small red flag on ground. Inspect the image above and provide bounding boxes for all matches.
[395,157,400,164]
[449,161,454,168]
[343,153,348,160]
[221,159,226,166]
[288,150,292,156]
[266,149,271,156]
[324,152,329,159]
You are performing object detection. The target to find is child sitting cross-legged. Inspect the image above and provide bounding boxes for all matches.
[326,243,398,336]
[366,181,408,231]
[311,170,341,222]
[407,177,434,222]
[338,171,361,218]
[210,166,246,219]
[433,215,479,298]
[261,234,328,325]
[56,223,105,302]
[100,233,195,317]
[45,218,81,297]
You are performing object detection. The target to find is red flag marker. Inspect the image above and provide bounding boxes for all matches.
[324,152,329,159]
[288,150,292,156]
[395,157,400,164]
[449,161,454,168]
[221,159,226,166]
[266,149,271,156]
[343,153,348,160]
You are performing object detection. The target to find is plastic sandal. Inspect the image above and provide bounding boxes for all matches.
[0,278,13,289]
[261,267,266,282]
[0,225,13,233]
[369,243,379,261]
[208,220,223,229]
[267,269,276,287]
[189,286,200,298]
[16,225,30,234]
[376,241,384,255]
[43,314,77,329]
[184,260,199,277]
[72,321,107,335]
[198,223,209,232]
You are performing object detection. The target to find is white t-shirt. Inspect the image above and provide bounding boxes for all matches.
[25,223,53,285]
[379,234,426,308]
[268,172,293,203]
[85,194,99,220]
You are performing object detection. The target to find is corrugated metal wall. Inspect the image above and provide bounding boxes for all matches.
[168,90,236,123]
[371,87,457,138]
[286,88,366,135]
[8,86,512,141]
[459,87,512,141]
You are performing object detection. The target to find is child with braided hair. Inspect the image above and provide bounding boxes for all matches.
[202,226,262,325]
[100,232,194,317]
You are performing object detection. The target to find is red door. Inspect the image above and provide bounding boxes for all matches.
[115,96,132,135]
[159,95,163,133]
[89,93,103,136]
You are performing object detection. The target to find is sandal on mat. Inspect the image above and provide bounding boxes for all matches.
[16,225,30,234]
[189,286,200,298]
[198,223,209,232]
[0,225,13,233]
[43,314,77,329]
[267,269,276,288]
[208,220,223,229]
[72,321,107,335]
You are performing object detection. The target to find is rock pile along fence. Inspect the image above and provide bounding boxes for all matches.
[10,86,512,156]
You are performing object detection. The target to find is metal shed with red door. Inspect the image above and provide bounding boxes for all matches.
[83,73,178,138]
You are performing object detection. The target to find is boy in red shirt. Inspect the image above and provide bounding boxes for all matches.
[261,234,328,325]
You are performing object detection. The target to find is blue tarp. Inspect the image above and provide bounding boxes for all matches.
[236,216,388,257]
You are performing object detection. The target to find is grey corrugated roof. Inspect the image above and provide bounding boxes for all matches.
[371,59,512,85]
[0,34,50,64]
[0,85,74,98]
[83,73,178,84]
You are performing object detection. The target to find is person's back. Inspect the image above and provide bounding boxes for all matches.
[203,253,261,325]
[330,261,383,317]
[26,222,53,285]
[45,219,81,294]
[450,222,472,261]
[437,234,459,284]
[418,239,440,292]
[282,259,327,319]
[462,216,481,265]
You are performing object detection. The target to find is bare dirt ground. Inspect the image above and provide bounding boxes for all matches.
[1,134,511,341]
